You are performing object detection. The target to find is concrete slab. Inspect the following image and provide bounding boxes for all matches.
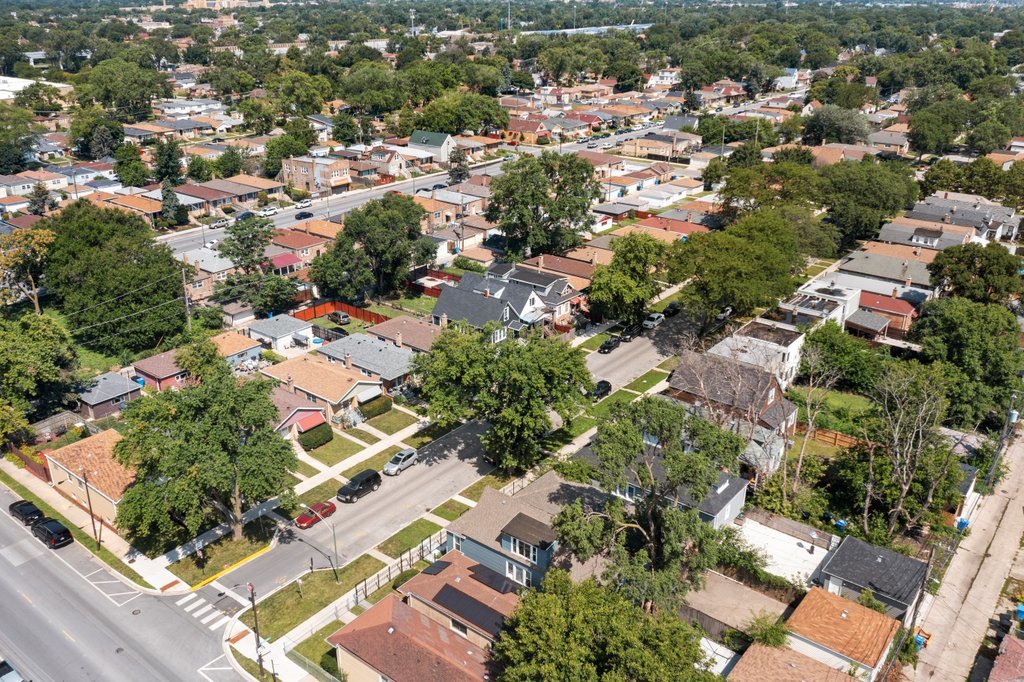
[737,519,829,585]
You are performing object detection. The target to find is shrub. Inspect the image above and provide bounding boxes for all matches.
[261,349,285,364]
[298,422,334,450]
[553,459,598,483]
[745,612,787,647]
[359,395,392,420]
[452,256,486,274]
[857,588,888,614]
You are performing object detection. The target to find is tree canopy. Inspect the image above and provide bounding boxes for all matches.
[928,242,1022,304]
[588,233,666,323]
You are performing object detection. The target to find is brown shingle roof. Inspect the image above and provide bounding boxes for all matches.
[366,316,443,353]
[728,643,849,682]
[210,331,262,357]
[260,354,376,404]
[327,594,491,682]
[786,588,900,668]
[272,229,325,250]
[293,219,343,240]
[132,349,184,379]
[225,174,284,190]
[45,430,133,502]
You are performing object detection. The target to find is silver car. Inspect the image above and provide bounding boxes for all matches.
[383,448,418,476]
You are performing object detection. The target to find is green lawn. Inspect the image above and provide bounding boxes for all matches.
[404,422,454,449]
[366,293,438,317]
[543,415,598,451]
[308,435,364,467]
[460,472,515,502]
[657,355,680,372]
[650,293,683,313]
[311,316,373,335]
[790,432,842,460]
[0,470,151,588]
[294,459,321,478]
[240,554,384,640]
[291,620,344,679]
[92,416,129,434]
[232,649,267,680]
[431,498,471,522]
[349,427,381,444]
[366,409,418,435]
[578,332,611,352]
[624,369,670,394]
[341,445,402,480]
[294,479,343,510]
[790,387,872,417]
[587,389,636,420]
[167,517,275,586]
[376,519,443,558]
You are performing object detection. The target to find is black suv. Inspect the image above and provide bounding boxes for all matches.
[598,336,621,354]
[337,469,382,503]
[32,518,73,549]
[620,323,643,341]
[663,301,681,317]
[8,500,43,525]
[592,380,612,400]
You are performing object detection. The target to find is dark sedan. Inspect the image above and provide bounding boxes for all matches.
[598,335,621,354]
[592,380,612,400]
[620,323,643,341]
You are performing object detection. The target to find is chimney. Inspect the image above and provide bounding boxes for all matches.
[590,251,597,265]
[285,374,293,389]
[395,331,402,348]
[344,352,352,370]
[440,313,448,328]
[484,287,489,298]
[538,254,544,269]
[892,288,898,298]
[913,246,921,256]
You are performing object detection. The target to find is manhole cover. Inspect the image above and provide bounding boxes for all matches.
[132,609,141,615]
[115,647,124,654]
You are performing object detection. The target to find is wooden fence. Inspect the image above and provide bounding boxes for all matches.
[795,423,868,450]
[406,281,443,298]
[292,300,391,325]
[7,443,50,483]
[427,269,462,284]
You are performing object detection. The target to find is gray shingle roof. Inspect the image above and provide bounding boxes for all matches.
[821,536,927,606]
[78,372,139,405]
[318,335,413,382]
[432,284,510,329]
[247,314,311,339]
[838,251,932,287]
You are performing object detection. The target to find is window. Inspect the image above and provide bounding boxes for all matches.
[491,328,507,343]
[768,387,776,403]
[300,167,308,175]
[506,561,531,587]
[216,272,228,281]
[509,536,538,564]
[453,534,462,552]
[450,619,468,636]
[300,248,309,256]
[192,281,203,289]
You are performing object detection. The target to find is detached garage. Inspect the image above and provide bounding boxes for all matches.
[247,314,314,352]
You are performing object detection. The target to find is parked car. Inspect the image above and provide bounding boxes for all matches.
[257,206,279,217]
[236,211,255,221]
[32,518,72,549]
[643,312,665,329]
[601,142,614,149]
[432,183,447,191]
[211,218,232,229]
[586,142,598,149]
[294,501,337,529]
[592,380,612,400]
[295,211,314,220]
[327,311,350,325]
[383,448,418,476]
[205,239,218,249]
[620,323,643,341]
[598,336,621,354]
[663,301,681,317]
[294,199,312,209]
[8,500,42,525]
[337,469,382,503]
[0,658,27,682]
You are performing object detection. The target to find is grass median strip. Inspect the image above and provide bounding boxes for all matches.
[460,472,514,502]
[578,332,610,352]
[167,517,275,587]
[0,469,152,589]
[365,410,418,435]
[404,421,454,448]
[587,389,637,420]
[624,369,670,394]
[340,445,401,480]
[349,428,381,445]
[241,554,384,641]
[376,519,442,558]
[431,498,470,522]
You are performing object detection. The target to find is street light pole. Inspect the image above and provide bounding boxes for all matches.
[247,582,265,679]
[301,504,339,583]
[985,392,1019,489]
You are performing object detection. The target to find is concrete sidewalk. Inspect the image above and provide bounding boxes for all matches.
[909,433,1024,680]
[0,458,181,592]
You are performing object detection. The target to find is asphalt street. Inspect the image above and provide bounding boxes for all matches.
[585,313,697,389]
[0,485,240,682]
[221,421,491,601]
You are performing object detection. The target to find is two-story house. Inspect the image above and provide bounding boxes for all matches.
[407,130,457,166]
[318,335,414,391]
[707,321,805,390]
[179,247,236,303]
[280,156,351,196]
[270,229,327,268]
[666,350,796,477]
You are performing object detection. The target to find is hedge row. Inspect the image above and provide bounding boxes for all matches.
[298,422,334,450]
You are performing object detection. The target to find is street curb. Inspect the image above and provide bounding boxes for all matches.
[190,533,277,591]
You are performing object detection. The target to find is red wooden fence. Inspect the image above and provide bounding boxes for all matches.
[292,300,391,325]
[407,282,443,298]
[8,444,50,483]
[427,269,462,284]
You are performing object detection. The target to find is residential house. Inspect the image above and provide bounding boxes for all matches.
[707,321,805,390]
[413,195,458,230]
[520,253,596,292]
[575,150,625,179]
[260,354,383,424]
[293,218,343,241]
[327,594,492,682]
[209,331,263,369]
[270,385,326,440]
[728,643,849,682]
[542,117,591,140]
[663,114,699,132]
[397,550,520,648]
[271,229,327,268]
[306,113,333,142]
[408,130,457,165]
[681,572,788,641]
[446,469,599,588]
[834,249,935,305]
[785,588,900,681]
[226,174,285,199]
[867,130,910,155]
[318,335,414,390]
[858,291,918,339]
[820,536,928,625]
[180,247,236,303]
[132,350,188,391]
[367,146,407,179]
[908,193,1020,243]
[43,430,132,530]
[621,131,702,160]
[990,636,1024,682]
[18,169,68,191]
[877,219,975,251]
[76,372,141,420]
[646,68,681,89]
[151,118,214,140]
[0,174,36,197]
[175,183,234,215]
[365,316,443,353]
[247,314,314,352]
[105,194,164,224]
[280,156,351,196]
[667,350,797,476]
[153,98,225,119]
[486,264,578,322]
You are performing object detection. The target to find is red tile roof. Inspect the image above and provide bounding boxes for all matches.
[859,291,917,317]
[272,229,325,250]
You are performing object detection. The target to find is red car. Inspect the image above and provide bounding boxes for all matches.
[294,501,337,529]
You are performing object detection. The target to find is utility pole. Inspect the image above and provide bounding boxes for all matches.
[181,268,193,333]
[81,469,100,550]
[247,582,265,679]
[508,0,512,32]
[985,392,1019,489]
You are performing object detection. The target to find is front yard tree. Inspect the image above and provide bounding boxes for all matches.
[114,143,147,187]
[42,201,189,354]
[213,217,298,317]
[26,182,56,216]
[215,146,245,178]
[308,243,375,301]
[0,227,55,314]
[493,571,714,682]
[447,147,470,184]
[818,158,918,247]
[486,152,601,258]
[928,242,1022,304]
[588,233,666,322]
[159,179,186,227]
[187,154,213,183]
[413,325,592,470]
[331,111,359,144]
[115,352,296,543]
[0,313,77,417]
[553,397,744,613]
[153,138,184,185]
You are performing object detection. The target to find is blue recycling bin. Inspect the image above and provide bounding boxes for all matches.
[835,519,848,532]
[915,634,926,650]
[1016,603,1024,621]
[957,518,970,531]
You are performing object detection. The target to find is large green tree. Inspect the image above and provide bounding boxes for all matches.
[413,325,592,470]
[74,58,170,114]
[153,138,184,185]
[212,217,298,317]
[42,202,189,354]
[0,313,77,418]
[554,397,744,612]
[928,242,1022,304]
[588,233,666,322]
[486,152,601,258]
[0,228,54,314]
[0,103,38,173]
[493,571,714,682]
[114,143,148,187]
[818,159,918,246]
[802,104,870,145]
[115,348,296,543]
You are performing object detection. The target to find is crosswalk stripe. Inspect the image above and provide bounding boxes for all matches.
[200,610,221,625]
[183,598,206,613]
[208,616,230,631]
[193,604,214,619]
[176,593,197,606]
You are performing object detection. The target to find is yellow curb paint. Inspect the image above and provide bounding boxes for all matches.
[189,543,273,591]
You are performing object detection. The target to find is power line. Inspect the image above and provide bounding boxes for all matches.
[59,269,183,319]
[66,295,187,335]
